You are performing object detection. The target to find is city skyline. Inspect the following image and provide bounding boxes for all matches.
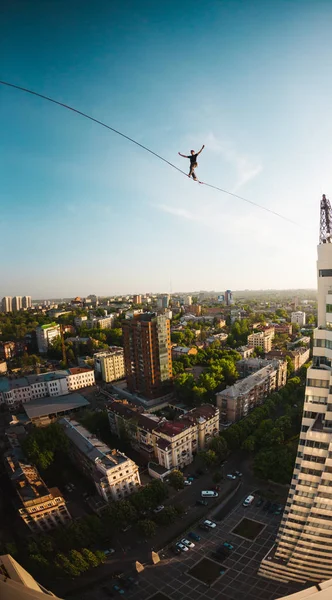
[2,1,332,295]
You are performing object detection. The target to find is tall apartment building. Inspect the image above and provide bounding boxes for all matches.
[291,311,306,326]
[157,295,170,309]
[1,297,12,313]
[108,400,219,468]
[12,296,22,312]
[133,294,142,304]
[22,296,32,309]
[259,195,332,584]
[94,347,125,382]
[0,368,95,408]
[225,290,233,305]
[36,322,61,353]
[123,313,172,399]
[4,450,71,532]
[60,418,141,502]
[183,295,192,306]
[216,359,287,423]
[248,327,275,353]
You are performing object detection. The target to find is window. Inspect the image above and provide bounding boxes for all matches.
[307,379,329,389]
[319,269,332,277]
[305,395,327,405]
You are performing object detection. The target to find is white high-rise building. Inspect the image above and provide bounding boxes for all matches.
[22,296,32,309]
[1,297,12,312]
[36,323,61,353]
[259,195,332,584]
[183,295,192,306]
[12,296,22,311]
[291,311,306,326]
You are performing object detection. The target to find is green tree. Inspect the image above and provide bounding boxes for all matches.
[81,548,100,568]
[168,469,185,490]
[209,436,228,461]
[94,550,106,564]
[155,506,178,525]
[199,449,218,468]
[55,553,81,577]
[69,549,89,572]
[29,554,50,570]
[241,435,256,453]
[212,471,223,483]
[286,355,295,377]
[171,331,185,345]
[137,519,156,538]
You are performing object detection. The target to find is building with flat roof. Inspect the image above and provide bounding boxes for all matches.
[86,315,114,329]
[94,347,125,382]
[172,346,198,357]
[0,368,95,408]
[123,312,172,399]
[4,449,71,532]
[22,296,32,309]
[259,196,332,584]
[0,554,64,600]
[216,359,287,423]
[23,392,90,425]
[12,296,22,312]
[291,311,306,326]
[1,297,12,313]
[36,323,60,353]
[60,418,141,501]
[248,327,275,353]
[108,400,219,469]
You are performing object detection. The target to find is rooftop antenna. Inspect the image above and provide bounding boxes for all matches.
[320,194,332,244]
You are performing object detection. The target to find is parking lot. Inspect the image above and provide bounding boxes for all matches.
[78,488,308,600]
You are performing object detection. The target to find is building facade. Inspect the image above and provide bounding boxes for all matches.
[4,451,71,532]
[12,296,22,312]
[216,359,287,423]
[133,295,142,304]
[1,297,12,313]
[108,400,219,469]
[60,418,141,502]
[225,290,233,305]
[123,313,172,399]
[248,327,275,353]
[36,323,61,353]
[0,368,95,408]
[291,311,306,326]
[94,347,125,382]
[86,315,114,329]
[22,296,32,309]
[259,197,332,584]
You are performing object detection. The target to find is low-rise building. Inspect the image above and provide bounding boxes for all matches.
[36,323,60,353]
[248,327,275,353]
[86,315,114,329]
[108,401,219,469]
[0,368,95,408]
[23,392,90,426]
[216,359,287,423]
[172,346,198,358]
[291,311,306,326]
[4,450,71,532]
[266,346,310,372]
[237,345,255,359]
[94,347,125,382]
[60,418,141,501]
[0,360,7,374]
[205,333,228,346]
[74,315,88,327]
[274,323,293,335]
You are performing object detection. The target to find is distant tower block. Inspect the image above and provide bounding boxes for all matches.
[320,194,332,243]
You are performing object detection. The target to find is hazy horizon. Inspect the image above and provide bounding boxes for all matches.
[2,1,331,295]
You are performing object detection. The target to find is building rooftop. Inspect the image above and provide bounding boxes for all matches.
[217,363,277,399]
[60,417,130,469]
[38,322,58,330]
[24,393,90,419]
[4,453,51,504]
[108,399,161,431]
[0,369,93,393]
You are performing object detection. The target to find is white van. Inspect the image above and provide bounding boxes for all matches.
[243,495,254,507]
[201,490,218,498]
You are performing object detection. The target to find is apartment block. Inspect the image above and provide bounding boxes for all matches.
[275,323,293,335]
[12,296,22,312]
[237,345,255,359]
[291,311,306,326]
[60,418,141,501]
[108,400,219,469]
[259,196,332,584]
[0,368,95,408]
[216,359,287,423]
[133,295,142,304]
[123,313,172,399]
[22,296,32,309]
[86,315,114,329]
[94,347,125,382]
[36,322,61,353]
[4,450,71,532]
[248,327,275,353]
[1,297,12,313]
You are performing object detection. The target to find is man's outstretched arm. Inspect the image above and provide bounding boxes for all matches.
[178,152,189,158]
[196,144,205,156]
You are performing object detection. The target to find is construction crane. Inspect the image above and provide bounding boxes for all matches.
[320,194,332,244]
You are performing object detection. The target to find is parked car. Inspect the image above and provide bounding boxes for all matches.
[176,542,189,552]
[171,545,181,555]
[257,497,264,507]
[223,541,234,550]
[201,490,218,498]
[184,480,192,486]
[199,523,210,531]
[196,499,208,506]
[274,504,284,515]
[103,548,116,556]
[188,532,201,542]
[243,495,255,507]
[203,519,217,529]
[181,538,195,548]
[187,475,196,481]
[112,584,124,595]
[153,505,165,514]
[226,474,236,480]
[268,503,278,514]
[213,485,221,491]
[234,471,242,477]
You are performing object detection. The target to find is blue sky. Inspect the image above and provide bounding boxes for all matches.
[1,0,332,298]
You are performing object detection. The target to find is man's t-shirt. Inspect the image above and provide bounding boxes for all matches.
[188,153,198,166]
